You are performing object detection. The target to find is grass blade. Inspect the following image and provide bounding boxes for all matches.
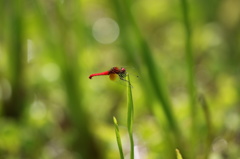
[199,95,212,159]
[179,0,197,158]
[126,74,134,159]
[176,149,183,159]
[179,0,196,123]
[110,0,180,136]
[113,117,124,159]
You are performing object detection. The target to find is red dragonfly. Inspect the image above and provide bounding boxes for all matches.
[89,67,128,82]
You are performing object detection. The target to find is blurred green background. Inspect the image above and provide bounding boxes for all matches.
[1,0,240,159]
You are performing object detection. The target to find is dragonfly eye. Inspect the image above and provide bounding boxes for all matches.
[121,67,126,71]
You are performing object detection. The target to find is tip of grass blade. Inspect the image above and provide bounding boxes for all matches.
[113,116,118,125]
[113,116,124,159]
[176,149,183,159]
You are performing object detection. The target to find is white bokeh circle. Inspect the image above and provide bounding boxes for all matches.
[92,18,120,44]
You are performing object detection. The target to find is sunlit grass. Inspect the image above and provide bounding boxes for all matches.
[127,74,134,159]
[113,117,124,159]
[113,74,134,159]
[176,149,183,159]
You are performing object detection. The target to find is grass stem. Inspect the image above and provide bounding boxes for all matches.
[127,74,134,159]
[113,117,125,159]
[199,95,212,159]
[179,0,196,123]
[176,149,183,159]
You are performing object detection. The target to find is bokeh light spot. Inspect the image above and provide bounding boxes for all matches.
[0,79,12,100]
[41,63,60,82]
[212,137,228,153]
[92,17,120,44]
[27,39,34,63]
[30,100,47,121]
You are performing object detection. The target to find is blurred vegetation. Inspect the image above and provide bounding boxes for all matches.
[0,0,240,159]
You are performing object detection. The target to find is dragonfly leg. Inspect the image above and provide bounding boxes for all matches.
[120,77,133,88]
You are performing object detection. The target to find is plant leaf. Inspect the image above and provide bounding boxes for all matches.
[113,116,124,159]
[127,74,134,159]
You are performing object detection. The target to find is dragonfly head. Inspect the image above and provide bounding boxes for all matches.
[121,67,127,75]
[121,67,126,72]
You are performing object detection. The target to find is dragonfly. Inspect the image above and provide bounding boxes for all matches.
[88,67,139,88]
[89,67,135,86]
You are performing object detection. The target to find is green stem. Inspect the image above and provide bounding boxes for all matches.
[113,0,180,136]
[113,117,125,159]
[179,1,196,158]
[180,0,196,124]
[127,74,134,159]
[199,95,212,159]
